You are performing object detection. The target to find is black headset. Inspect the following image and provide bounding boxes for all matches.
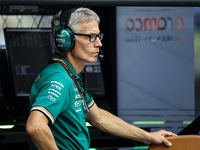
[53,8,77,52]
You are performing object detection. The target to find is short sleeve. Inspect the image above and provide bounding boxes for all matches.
[31,72,72,124]
[85,92,94,108]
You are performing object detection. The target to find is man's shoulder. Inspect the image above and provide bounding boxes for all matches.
[43,62,66,73]
[38,63,71,84]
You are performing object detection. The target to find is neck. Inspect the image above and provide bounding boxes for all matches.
[60,52,86,74]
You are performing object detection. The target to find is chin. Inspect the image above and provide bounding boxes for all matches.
[87,57,98,63]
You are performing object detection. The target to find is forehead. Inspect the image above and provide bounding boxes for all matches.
[79,20,100,33]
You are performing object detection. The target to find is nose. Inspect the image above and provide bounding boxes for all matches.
[94,37,103,47]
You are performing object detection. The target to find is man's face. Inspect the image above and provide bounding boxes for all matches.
[72,20,103,63]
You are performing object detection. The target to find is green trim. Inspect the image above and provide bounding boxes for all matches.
[133,121,165,125]
[86,122,92,127]
[134,146,149,149]
[0,125,15,129]
[183,121,192,125]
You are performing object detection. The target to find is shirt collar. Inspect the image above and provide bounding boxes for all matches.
[52,53,81,80]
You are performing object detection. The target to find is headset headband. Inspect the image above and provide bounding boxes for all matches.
[60,8,78,28]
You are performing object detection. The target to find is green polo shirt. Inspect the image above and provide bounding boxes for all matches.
[30,53,94,150]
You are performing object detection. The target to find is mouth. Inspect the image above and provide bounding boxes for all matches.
[94,51,99,55]
[92,49,100,57]
[94,53,99,57]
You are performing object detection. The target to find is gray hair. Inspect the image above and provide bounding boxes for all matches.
[51,7,100,38]
[68,7,100,33]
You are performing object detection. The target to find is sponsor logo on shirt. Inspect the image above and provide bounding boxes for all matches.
[35,75,41,82]
[75,100,83,107]
[75,100,84,112]
[47,95,56,101]
[76,109,82,112]
[48,91,59,98]
[75,94,81,99]
[47,80,63,101]
[51,84,62,91]
[51,81,64,88]
[48,88,61,95]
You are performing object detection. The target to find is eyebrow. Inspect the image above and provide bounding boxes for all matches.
[83,31,101,35]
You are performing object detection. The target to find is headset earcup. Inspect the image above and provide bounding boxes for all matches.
[55,28,75,52]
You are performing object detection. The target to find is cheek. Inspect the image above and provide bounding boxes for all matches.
[73,46,90,59]
[82,49,93,58]
[73,40,95,58]
[75,39,90,50]
[77,43,93,55]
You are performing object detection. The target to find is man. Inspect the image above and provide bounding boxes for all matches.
[26,7,176,150]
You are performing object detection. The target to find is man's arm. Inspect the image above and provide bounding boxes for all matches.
[87,103,176,146]
[26,109,59,150]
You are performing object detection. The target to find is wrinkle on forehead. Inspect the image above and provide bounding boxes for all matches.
[78,20,100,33]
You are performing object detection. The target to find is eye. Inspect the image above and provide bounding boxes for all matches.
[90,34,97,42]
